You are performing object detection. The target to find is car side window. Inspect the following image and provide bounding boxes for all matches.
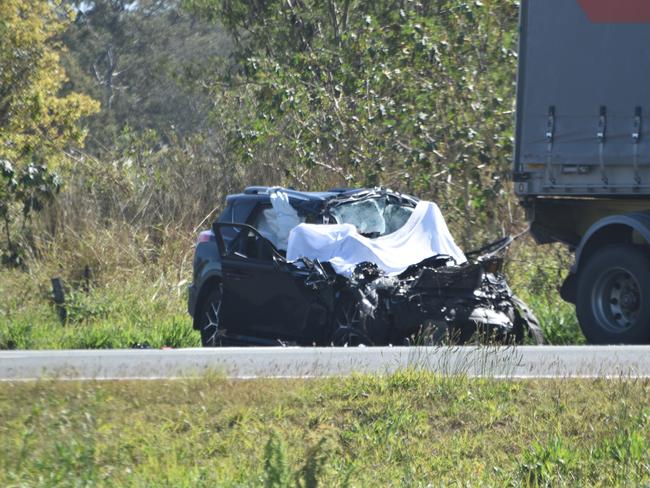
[229,228,276,261]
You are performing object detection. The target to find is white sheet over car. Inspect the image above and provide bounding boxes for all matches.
[286,201,466,276]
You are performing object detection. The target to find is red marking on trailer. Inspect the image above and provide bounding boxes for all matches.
[577,0,650,23]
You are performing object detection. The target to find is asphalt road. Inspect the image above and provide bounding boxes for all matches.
[0,346,649,380]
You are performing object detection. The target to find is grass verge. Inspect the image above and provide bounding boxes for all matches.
[1,372,648,486]
[0,267,199,350]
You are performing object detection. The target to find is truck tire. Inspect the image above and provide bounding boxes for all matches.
[576,245,650,344]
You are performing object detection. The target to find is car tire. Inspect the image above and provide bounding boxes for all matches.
[197,286,224,347]
[331,294,371,346]
[576,244,650,344]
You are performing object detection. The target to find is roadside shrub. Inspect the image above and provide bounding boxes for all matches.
[263,431,291,488]
[518,436,578,486]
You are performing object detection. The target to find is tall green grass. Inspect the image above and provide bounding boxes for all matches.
[0,373,648,486]
[0,225,201,349]
[0,271,198,349]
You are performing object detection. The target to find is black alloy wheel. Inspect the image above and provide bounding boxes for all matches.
[198,286,225,347]
[577,244,650,344]
[330,294,371,346]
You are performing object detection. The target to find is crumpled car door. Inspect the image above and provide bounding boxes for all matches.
[213,223,330,343]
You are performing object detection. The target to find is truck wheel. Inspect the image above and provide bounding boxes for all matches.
[577,245,650,344]
[197,286,224,347]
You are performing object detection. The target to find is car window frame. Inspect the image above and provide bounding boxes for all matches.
[212,222,285,263]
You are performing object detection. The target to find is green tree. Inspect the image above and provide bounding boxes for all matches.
[0,0,99,264]
[60,0,231,155]
[184,0,520,246]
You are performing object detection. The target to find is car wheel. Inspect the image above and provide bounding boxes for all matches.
[331,295,371,346]
[511,295,544,344]
[197,286,225,347]
[577,244,650,344]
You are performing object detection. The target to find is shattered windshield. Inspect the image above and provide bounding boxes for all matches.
[329,198,414,236]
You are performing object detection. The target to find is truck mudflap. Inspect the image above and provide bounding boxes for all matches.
[560,273,578,304]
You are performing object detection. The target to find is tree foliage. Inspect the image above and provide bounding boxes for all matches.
[0,0,526,266]
[184,0,520,245]
[51,1,247,243]
[0,0,99,264]
[60,0,231,154]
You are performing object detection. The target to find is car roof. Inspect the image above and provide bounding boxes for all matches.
[226,186,368,203]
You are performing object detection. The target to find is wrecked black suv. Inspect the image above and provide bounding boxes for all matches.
[188,187,543,346]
